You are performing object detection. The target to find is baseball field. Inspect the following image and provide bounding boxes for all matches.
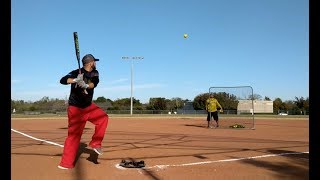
[11,115,309,180]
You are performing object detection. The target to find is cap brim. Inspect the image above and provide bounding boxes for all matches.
[94,59,99,61]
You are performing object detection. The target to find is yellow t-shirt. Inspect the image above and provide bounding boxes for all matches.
[206,98,222,112]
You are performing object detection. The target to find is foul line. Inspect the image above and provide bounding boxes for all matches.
[11,128,64,147]
[115,151,309,170]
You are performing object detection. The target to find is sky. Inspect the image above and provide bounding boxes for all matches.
[11,0,309,104]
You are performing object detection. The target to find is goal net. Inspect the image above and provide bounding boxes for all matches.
[209,86,255,130]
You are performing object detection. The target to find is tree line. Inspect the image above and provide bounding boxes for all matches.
[11,93,309,115]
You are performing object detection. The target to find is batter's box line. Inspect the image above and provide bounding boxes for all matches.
[11,128,64,148]
[115,151,309,171]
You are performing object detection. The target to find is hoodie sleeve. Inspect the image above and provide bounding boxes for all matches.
[60,69,78,85]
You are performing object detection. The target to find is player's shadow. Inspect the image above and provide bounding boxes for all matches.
[74,142,99,165]
[184,124,206,128]
[59,127,92,130]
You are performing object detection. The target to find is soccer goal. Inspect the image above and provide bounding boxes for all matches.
[209,86,255,130]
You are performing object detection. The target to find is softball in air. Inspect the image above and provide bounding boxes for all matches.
[183,34,188,38]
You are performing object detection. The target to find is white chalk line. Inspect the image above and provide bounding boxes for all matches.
[11,128,64,147]
[115,151,309,171]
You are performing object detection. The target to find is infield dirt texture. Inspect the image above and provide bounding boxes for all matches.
[11,115,309,180]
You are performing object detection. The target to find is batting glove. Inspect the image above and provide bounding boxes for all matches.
[73,74,84,83]
[77,80,89,89]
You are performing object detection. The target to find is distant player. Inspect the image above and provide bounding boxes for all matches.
[205,94,223,128]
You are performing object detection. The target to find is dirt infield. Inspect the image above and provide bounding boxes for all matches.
[11,116,309,180]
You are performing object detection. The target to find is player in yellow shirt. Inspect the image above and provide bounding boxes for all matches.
[206,94,223,128]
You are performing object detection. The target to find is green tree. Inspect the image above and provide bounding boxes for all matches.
[112,98,142,110]
[264,96,271,101]
[193,93,209,110]
[172,97,184,111]
[283,100,296,110]
[294,96,305,109]
[273,98,285,114]
[304,97,309,113]
[193,92,238,110]
[249,94,262,100]
[94,96,107,103]
[294,96,309,115]
[165,99,175,111]
[213,92,238,110]
[29,106,37,111]
[147,97,167,110]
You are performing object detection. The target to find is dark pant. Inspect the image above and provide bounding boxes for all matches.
[207,111,218,121]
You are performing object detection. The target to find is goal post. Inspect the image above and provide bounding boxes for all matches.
[209,86,255,130]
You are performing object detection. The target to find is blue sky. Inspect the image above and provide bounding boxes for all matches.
[11,0,309,103]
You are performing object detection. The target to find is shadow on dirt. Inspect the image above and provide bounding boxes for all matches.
[101,131,308,179]
[184,124,205,128]
[72,142,100,180]
[237,149,309,179]
[74,142,99,165]
[140,169,162,180]
[59,127,92,130]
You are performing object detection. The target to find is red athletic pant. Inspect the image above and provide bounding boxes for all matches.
[59,103,108,168]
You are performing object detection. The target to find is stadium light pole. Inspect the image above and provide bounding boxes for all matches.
[122,56,144,115]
